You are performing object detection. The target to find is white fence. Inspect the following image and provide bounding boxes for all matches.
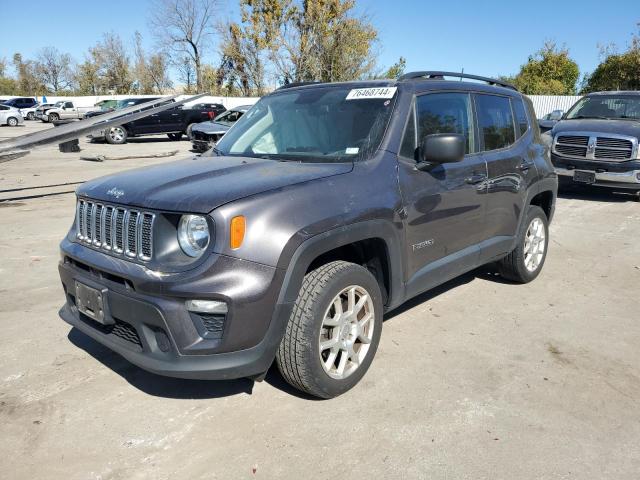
[5,94,259,110]
[529,95,582,118]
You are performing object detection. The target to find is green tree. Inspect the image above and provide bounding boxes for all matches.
[220,0,379,89]
[12,53,46,95]
[381,57,406,79]
[513,42,579,95]
[582,31,640,92]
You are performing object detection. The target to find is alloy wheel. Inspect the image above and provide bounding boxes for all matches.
[319,285,375,380]
[523,217,546,272]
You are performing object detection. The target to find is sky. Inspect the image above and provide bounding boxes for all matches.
[0,0,638,82]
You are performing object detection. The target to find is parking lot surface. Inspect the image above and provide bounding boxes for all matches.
[1,122,639,479]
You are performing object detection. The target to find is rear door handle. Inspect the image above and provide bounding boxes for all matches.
[465,173,487,184]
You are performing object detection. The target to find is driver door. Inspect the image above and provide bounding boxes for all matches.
[397,92,488,297]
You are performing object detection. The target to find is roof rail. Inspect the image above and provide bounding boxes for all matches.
[398,71,518,91]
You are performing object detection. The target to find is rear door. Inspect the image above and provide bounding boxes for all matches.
[476,93,538,259]
[397,91,488,296]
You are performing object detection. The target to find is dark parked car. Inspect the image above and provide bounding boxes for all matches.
[58,72,557,398]
[88,98,227,144]
[191,105,251,152]
[2,97,37,109]
[546,91,640,198]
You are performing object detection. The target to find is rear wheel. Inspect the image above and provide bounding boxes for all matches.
[105,126,128,145]
[276,261,383,399]
[498,205,549,283]
[167,132,183,141]
[6,117,18,127]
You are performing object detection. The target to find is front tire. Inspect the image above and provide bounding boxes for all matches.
[105,126,128,145]
[498,205,549,283]
[7,117,18,127]
[47,112,59,122]
[276,261,383,399]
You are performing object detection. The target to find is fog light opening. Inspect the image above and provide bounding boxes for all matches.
[186,299,228,314]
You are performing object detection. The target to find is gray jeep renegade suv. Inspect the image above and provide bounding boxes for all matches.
[58,72,557,398]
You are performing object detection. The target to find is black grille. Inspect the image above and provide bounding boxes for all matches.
[556,145,587,157]
[125,211,139,257]
[596,137,633,149]
[557,135,589,146]
[595,148,631,160]
[197,313,226,339]
[76,200,154,261]
[111,321,142,346]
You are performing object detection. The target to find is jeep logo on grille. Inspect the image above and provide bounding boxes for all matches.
[106,187,125,199]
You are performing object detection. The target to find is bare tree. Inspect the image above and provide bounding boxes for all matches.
[177,57,197,93]
[34,47,75,92]
[149,0,220,92]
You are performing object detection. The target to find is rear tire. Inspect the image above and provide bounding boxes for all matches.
[498,205,549,283]
[7,117,18,127]
[105,126,128,145]
[276,261,383,399]
[167,132,183,141]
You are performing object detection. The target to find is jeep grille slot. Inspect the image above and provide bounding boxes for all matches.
[75,200,155,262]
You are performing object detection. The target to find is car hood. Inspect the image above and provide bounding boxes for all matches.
[192,121,230,134]
[552,118,640,138]
[77,155,353,213]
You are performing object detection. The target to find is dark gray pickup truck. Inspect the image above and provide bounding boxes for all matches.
[58,72,557,398]
[547,91,640,198]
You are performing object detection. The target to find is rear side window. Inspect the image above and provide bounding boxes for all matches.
[512,98,529,138]
[413,92,474,154]
[475,94,515,151]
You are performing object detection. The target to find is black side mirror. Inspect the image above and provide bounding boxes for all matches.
[417,133,465,170]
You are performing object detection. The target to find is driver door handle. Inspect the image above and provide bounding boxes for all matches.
[464,173,487,185]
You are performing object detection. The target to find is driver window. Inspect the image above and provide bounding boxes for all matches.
[416,93,474,154]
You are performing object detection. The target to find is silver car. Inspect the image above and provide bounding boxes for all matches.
[0,104,24,126]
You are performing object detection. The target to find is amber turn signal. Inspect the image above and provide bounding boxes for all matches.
[230,216,246,249]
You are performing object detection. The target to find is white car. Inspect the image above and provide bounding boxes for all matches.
[0,104,24,126]
[20,104,41,120]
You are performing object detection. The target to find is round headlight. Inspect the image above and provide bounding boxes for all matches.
[178,215,210,257]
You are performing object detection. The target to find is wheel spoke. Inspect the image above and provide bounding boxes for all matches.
[336,350,348,376]
[347,344,359,365]
[320,336,338,352]
[323,347,338,371]
[347,287,356,313]
[353,294,368,316]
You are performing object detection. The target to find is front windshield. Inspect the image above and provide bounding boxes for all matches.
[566,96,640,120]
[214,85,397,162]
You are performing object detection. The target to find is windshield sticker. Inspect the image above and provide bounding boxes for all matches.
[346,87,397,101]
[345,147,360,154]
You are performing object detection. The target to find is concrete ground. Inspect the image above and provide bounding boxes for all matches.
[1,122,639,479]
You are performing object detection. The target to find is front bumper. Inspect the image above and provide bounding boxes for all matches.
[552,154,640,190]
[58,238,292,380]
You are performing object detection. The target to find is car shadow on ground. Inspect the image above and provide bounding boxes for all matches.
[558,183,639,203]
[67,328,255,399]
